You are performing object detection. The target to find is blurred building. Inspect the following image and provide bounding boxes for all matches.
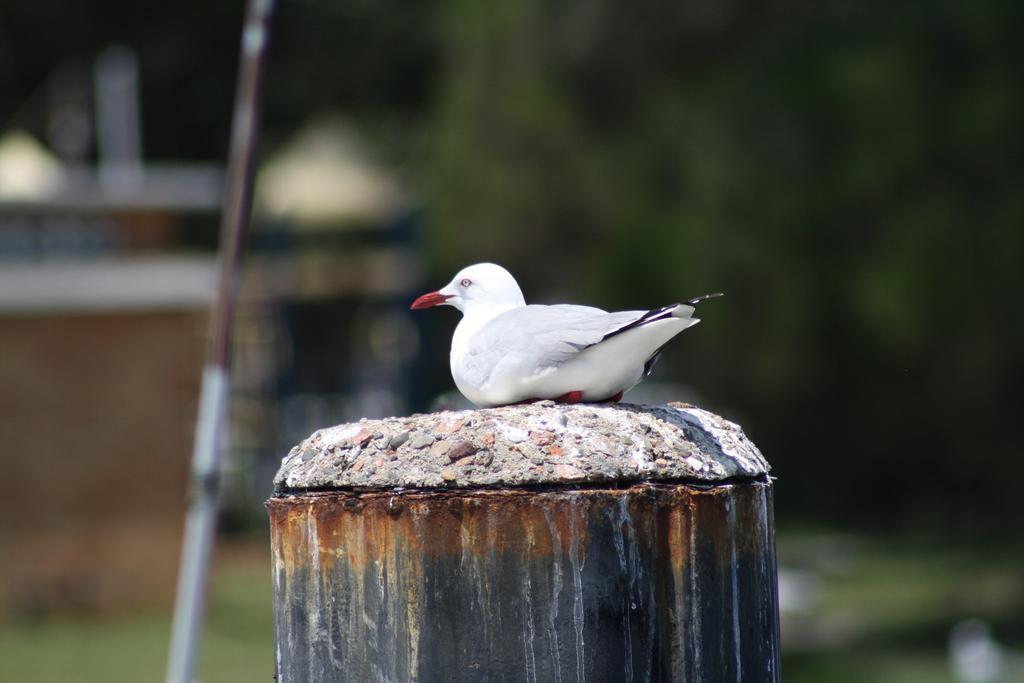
[0,125,220,615]
[243,115,423,502]
[0,53,422,615]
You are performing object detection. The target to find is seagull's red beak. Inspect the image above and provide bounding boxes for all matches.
[410,291,453,310]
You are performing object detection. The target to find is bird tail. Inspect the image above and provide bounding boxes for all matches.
[600,293,723,342]
[685,292,724,306]
[672,292,723,320]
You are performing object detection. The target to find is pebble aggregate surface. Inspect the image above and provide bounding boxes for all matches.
[274,401,769,492]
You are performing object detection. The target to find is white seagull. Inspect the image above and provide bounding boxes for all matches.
[411,263,721,408]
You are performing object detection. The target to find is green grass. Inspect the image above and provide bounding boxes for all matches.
[780,534,1024,683]
[785,651,958,683]
[0,546,275,683]
[0,534,1020,682]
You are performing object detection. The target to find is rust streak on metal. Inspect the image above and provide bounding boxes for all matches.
[654,486,689,575]
[266,482,756,574]
[267,499,312,583]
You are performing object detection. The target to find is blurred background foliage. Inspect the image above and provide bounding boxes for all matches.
[2,0,1023,681]
[421,0,1024,533]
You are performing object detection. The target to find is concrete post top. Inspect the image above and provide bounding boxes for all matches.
[273,401,769,494]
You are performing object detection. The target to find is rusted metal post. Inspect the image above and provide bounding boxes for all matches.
[268,401,780,682]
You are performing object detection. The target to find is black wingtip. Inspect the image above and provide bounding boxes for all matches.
[685,292,724,306]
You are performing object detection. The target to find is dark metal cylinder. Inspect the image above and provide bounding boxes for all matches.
[269,402,780,682]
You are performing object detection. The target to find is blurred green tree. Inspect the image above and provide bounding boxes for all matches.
[418,0,1024,530]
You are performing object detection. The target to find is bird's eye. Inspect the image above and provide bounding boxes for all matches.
[460,278,472,288]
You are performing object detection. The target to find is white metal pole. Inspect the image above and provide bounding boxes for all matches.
[166,1,274,681]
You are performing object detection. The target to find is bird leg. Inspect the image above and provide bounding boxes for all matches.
[503,390,596,406]
[603,391,624,403]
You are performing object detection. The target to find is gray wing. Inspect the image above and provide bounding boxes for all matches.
[460,304,648,388]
